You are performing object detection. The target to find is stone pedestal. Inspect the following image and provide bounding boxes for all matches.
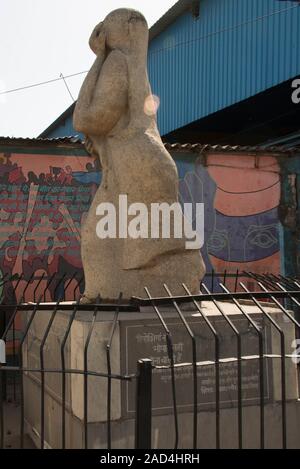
[22,301,300,448]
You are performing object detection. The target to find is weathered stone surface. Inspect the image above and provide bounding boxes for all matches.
[73,8,205,301]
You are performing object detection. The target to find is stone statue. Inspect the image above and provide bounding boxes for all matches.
[73,8,205,302]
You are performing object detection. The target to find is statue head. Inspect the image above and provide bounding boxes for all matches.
[89,8,148,55]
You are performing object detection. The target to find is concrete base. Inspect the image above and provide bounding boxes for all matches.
[22,301,300,448]
[24,392,300,448]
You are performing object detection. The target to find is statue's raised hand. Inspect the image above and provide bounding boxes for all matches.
[84,135,98,158]
[89,22,106,56]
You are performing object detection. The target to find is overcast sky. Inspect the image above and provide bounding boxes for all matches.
[0,0,176,138]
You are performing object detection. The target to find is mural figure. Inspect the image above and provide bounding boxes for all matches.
[0,149,281,304]
[0,152,94,304]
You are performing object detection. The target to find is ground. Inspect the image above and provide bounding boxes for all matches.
[3,401,35,449]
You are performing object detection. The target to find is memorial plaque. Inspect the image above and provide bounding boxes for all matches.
[120,312,272,417]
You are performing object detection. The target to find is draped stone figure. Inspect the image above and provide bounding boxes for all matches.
[73,8,205,302]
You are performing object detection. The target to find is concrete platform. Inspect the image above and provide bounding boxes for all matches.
[21,301,300,448]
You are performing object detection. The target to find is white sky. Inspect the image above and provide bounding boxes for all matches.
[0,0,176,138]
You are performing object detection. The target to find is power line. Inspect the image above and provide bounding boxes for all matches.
[0,3,298,97]
[148,3,299,57]
[0,70,88,96]
[60,73,75,102]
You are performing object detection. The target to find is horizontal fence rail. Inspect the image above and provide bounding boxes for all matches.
[0,271,299,449]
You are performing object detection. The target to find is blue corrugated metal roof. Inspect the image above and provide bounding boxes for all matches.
[40,0,300,138]
[149,0,300,135]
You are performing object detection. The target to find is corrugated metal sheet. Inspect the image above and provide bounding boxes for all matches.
[39,103,78,139]
[164,142,300,154]
[148,0,300,135]
[149,0,194,41]
[41,0,300,139]
[0,136,83,146]
[43,119,81,140]
[1,136,299,154]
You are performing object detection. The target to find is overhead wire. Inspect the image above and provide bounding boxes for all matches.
[0,2,298,97]
[0,71,88,96]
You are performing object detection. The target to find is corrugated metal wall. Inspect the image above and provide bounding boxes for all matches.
[44,0,300,138]
[46,119,79,139]
[148,0,300,135]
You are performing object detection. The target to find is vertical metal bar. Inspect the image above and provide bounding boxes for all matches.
[135,359,152,449]
[223,269,227,287]
[62,272,77,302]
[2,307,19,340]
[234,269,239,293]
[276,281,300,313]
[12,318,16,401]
[0,275,9,403]
[19,272,35,304]
[144,286,178,449]
[259,274,279,290]
[61,299,81,449]
[280,335,287,449]
[220,283,265,448]
[0,276,9,430]
[73,276,83,301]
[3,273,34,406]
[163,284,198,449]
[0,273,9,289]
[83,303,99,449]
[33,272,46,303]
[202,283,243,449]
[0,367,3,449]
[38,275,66,449]
[53,274,66,302]
[271,274,295,291]
[246,271,277,292]
[106,293,122,450]
[239,282,288,449]
[18,297,42,449]
[255,282,293,449]
[12,273,34,404]
[182,283,220,449]
[40,301,60,449]
[44,272,57,302]
[276,281,300,346]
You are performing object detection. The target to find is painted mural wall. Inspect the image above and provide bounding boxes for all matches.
[0,148,281,304]
[177,152,281,291]
[0,149,99,305]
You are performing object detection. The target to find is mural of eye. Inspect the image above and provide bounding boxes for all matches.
[207,231,229,253]
[248,229,277,249]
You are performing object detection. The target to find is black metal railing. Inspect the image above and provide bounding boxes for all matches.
[0,269,265,307]
[134,275,300,450]
[0,271,299,449]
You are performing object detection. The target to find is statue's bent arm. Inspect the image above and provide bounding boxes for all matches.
[73,50,128,136]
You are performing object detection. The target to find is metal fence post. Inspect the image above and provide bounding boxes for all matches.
[0,342,5,449]
[135,359,152,449]
[0,314,6,402]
